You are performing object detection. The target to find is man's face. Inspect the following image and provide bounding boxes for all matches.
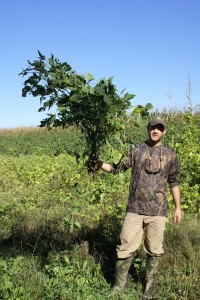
[148,124,166,145]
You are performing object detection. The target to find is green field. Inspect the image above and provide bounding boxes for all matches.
[0,108,199,299]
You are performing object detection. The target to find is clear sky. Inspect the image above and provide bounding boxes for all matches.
[1,0,200,128]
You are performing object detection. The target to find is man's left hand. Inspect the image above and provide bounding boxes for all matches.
[174,209,182,224]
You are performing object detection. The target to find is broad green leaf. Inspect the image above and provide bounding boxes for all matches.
[131,106,143,116]
[136,114,144,127]
[85,72,94,82]
[145,103,154,110]
[124,93,135,101]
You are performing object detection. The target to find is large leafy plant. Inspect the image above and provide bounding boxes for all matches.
[19,51,151,171]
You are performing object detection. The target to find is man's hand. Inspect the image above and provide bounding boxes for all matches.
[174,209,182,224]
[171,186,182,224]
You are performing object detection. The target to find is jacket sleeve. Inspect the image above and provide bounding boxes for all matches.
[167,151,180,187]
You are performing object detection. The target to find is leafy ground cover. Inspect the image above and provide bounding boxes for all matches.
[0,108,199,299]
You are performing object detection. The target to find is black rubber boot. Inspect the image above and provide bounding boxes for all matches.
[110,256,133,295]
[142,256,161,299]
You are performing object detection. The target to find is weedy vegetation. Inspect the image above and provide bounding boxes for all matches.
[0,52,199,299]
[0,107,199,299]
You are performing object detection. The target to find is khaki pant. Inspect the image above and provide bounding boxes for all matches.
[117,213,168,259]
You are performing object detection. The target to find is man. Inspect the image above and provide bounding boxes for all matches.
[97,117,182,299]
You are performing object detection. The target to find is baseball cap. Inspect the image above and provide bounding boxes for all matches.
[148,117,166,129]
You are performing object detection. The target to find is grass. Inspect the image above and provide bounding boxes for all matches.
[0,215,199,299]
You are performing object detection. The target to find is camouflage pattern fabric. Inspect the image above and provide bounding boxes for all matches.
[113,141,180,217]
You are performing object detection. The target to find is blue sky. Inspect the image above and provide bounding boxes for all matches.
[1,0,200,128]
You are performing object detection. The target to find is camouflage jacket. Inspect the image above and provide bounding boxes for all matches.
[113,141,180,217]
